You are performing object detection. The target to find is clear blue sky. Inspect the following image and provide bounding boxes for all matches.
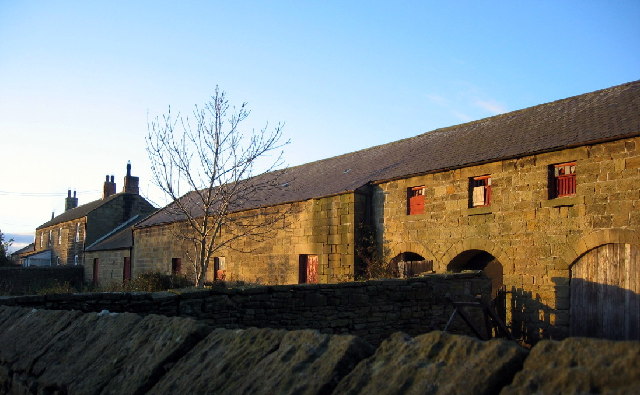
[1,1,639,249]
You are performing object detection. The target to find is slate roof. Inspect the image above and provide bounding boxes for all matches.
[137,80,640,228]
[36,193,127,230]
[11,243,35,256]
[85,215,143,252]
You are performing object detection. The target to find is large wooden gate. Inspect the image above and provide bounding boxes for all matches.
[570,243,639,340]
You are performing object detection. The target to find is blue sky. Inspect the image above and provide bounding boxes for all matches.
[1,1,639,250]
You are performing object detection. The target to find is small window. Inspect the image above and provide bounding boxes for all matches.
[551,162,576,198]
[214,257,226,281]
[48,230,52,247]
[171,258,182,275]
[407,186,425,215]
[470,175,491,207]
[58,228,62,245]
[40,233,44,248]
[74,255,79,265]
[75,223,81,242]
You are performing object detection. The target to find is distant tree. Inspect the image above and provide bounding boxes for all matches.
[146,87,289,287]
[0,229,14,266]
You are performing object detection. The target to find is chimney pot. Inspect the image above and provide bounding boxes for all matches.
[67,190,71,198]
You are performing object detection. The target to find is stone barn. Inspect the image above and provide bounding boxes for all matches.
[132,80,640,342]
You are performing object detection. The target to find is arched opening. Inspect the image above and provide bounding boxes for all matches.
[570,243,639,340]
[447,249,504,300]
[389,252,433,278]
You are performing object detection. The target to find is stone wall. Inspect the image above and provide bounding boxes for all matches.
[1,305,638,395]
[373,136,640,342]
[0,273,489,345]
[133,193,359,284]
[84,249,130,285]
[86,193,155,245]
[0,266,84,295]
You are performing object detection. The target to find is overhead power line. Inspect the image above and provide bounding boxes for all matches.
[0,190,100,197]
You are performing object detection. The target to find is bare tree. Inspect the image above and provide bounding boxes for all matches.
[146,87,289,287]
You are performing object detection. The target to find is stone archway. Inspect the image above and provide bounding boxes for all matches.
[447,249,504,300]
[570,243,639,340]
[389,252,433,278]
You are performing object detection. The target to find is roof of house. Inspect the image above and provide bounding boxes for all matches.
[85,215,142,252]
[36,192,149,230]
[11,243,35,257]
[137,80,640,228]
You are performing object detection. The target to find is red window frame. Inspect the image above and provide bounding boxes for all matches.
[553,162,576,198]
[407,186,425,215]
[470,175,491,207]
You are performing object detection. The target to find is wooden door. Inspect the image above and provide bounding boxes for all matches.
[92,258,99,285]
[123,257,131,282]
[299,254,318,284]
[571,243,639,340]
[306,255,318,284]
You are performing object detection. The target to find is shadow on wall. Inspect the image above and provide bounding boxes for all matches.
[508,278,640,344]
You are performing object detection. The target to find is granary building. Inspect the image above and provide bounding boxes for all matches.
[129,81,639,342]
[27,164,156,285]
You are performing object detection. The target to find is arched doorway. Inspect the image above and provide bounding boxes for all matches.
[389,252,433,278]
[447,249,503,300]
[570,243,639,340]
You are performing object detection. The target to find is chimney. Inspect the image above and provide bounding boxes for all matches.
[51,211,55,220]
[122,161,140,194]
[103,175,116,199]
[65,190,78,211]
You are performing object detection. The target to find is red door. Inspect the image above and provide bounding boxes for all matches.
[92,258,99,285]
[123,257,131,283]
[299,255,319,284]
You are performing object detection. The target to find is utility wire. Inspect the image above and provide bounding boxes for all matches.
[0,190,100,197]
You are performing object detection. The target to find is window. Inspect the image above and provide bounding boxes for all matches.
[48,230,52,247]
[58,228,62,245]
[470,175,491,207]
[171,258,182,275]
[407,186,425,215]
[40,233,44,248]
[552,162,576,198]
[214,257,226,281]
[74,255,79,265]
[75,223,81,242]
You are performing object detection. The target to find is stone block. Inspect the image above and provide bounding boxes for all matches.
[335,331,528,395]
[502,338,640,394]
[0,307,83,375]
[151,327,374,395]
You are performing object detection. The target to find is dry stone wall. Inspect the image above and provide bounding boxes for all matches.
[0,273,489,345]
[1,306,638,395]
